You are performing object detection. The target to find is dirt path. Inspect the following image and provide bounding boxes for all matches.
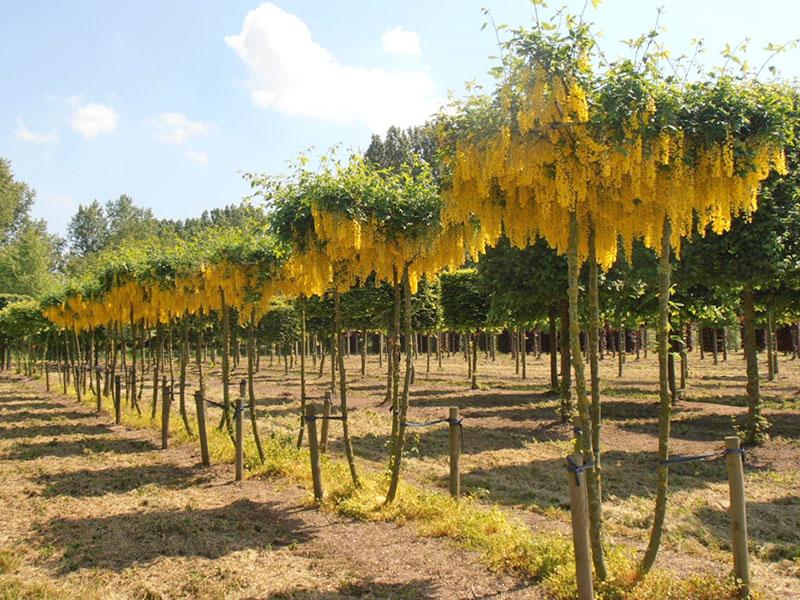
[0,374,537,600]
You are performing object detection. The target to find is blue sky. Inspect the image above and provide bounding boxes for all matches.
[2,0,799,238]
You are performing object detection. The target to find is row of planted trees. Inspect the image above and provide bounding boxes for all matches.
[2,9,799,590]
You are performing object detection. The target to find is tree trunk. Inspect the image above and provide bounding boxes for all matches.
[386,264,413,503]
[471,330,479,390]
[150,323,162,419]
[297,301,308,449]
[179,316,192,434]
[640,216,673,575]
[743,287,766,444]
[360,325,367,378]
[334,285,360,488]
[559,298,571,421]
[585,218,607,580]
[722,328,728,361]
[248,307,266,462]
[549,305,559,392]
[218,291,233,438]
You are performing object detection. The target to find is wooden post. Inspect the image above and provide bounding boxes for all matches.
[161,377,171,450]
[114,375,122,425]
[320,391,331,453]
[725,436,750,596]
[194,391,210,466]
[45,362,50,391]
[449,406,461,498]
[239,378,246,400]
[566,452,594,600]
[306,404,323,502]
[235,395,244,481]
[95,367,102,412]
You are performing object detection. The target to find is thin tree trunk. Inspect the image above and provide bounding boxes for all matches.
[248,307,265,461]
[640,216,673,575]
[179,316,192,435]
[743,287,765,444]
[297,301,308,449]
[471,330,479,389]
[559,298,571,421]
[150,323,162,419]
[334,285,360,488]
[586,220,607,580]
[549,305,559,392]
[386,264,413,503]
[218,291,233,439]
[722,328,728,361]
[360,325,367,378]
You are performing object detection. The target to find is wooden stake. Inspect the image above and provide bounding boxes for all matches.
[114,375,121,425]
[306,404,323,502]
[235,395,244,481]
[320,391,331,453]
[449,406,461,498]
[161,377,171,450]
[725,436,750,597]
[566,452,594,600]
[194,390,210,466]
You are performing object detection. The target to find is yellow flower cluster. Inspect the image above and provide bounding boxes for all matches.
[303,205,484,294]
[42,259,287,332]
[446,74,786,267]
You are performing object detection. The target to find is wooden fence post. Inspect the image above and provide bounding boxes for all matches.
[449,406,461,498]
[235,395,244,481]
[95,367,102,412]
[161,377,171,450]
[194,391,210,466]
[320,391,331,453]
[566,452,594,600]
[725,436,750,597]
[306,403,323,502]
[114,375,121,425]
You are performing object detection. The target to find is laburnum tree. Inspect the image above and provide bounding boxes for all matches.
[680,132,800,443]
[478,235,567,393]
[440,268,491,389]
[437,9,793,579]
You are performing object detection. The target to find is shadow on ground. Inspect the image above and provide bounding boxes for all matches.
[34,498,313,572]
[34,463,210,497]
[4,436,158,460]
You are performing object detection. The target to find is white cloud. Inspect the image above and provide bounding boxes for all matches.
[15,118,59,144]
[150,112,212,145]
[380,26,421,57]
[225,3,437,130]
[186,150,209,165]
[71,102,118,138]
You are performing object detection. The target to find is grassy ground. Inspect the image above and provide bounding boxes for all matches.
[197,346,800,598]
[0,373,535,599]
[3,345,798,598]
